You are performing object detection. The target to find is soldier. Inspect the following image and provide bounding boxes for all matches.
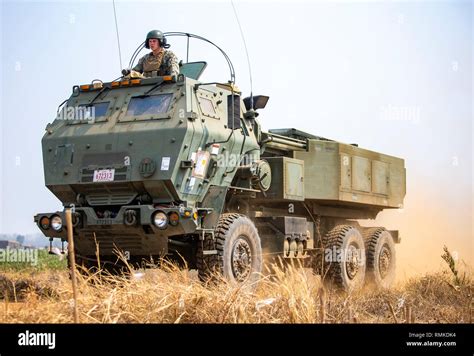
[130,30,179,78]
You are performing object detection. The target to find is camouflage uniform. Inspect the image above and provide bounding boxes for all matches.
[133,50,179,78]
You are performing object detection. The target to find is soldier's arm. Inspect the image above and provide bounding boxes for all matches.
[167,52,180,77]
[132,56,145,73]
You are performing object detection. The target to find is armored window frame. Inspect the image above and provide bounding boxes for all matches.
[64,100,113,125]
[196,92,219,120]
[118,93,175,122]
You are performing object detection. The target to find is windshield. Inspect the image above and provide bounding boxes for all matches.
[80,102,109,119]
[61,102,110,121]
[126,94,173,116]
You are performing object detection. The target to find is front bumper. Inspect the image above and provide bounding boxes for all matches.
[34,204,199,239]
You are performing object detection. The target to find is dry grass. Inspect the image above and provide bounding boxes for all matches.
[0,260,472,324]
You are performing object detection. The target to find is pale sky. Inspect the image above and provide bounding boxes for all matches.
[0,0,472,274]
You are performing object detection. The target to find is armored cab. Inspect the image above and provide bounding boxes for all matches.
[35,35,405,292]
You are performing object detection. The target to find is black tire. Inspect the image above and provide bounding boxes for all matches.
[197,213,262,285]
[323,225,366,292]
[364,228,396,289]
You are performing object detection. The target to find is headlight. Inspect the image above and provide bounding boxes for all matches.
[153,211,168,229]
[51,215,63,231]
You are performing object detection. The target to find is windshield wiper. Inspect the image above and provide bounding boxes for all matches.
[87,86,110,107]
[137,78,165,98]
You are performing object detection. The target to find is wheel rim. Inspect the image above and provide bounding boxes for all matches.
[346,243,361,280]
[378,243,392,278]
[231,236,252,282]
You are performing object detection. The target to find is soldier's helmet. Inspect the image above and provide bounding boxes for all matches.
[145,30,168,49]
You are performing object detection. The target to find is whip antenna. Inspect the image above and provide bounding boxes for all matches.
[112,0,123,71]
[231,0,253,109]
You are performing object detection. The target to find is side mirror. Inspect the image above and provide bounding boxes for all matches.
[243,95,269,111]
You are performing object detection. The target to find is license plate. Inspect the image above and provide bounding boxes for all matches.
[93,169,115,182]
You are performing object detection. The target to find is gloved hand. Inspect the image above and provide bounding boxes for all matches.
[121,69,144,80]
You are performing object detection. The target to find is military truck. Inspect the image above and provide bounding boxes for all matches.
[34,33,405,291]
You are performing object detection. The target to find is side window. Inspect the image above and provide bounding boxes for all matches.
[198,97,218,119]
[197,91,219,119]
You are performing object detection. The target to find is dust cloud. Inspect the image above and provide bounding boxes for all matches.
[362,181,473,282]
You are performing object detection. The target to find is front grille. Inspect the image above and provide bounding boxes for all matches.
[72,180,137,206]
[86,193,137,206]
